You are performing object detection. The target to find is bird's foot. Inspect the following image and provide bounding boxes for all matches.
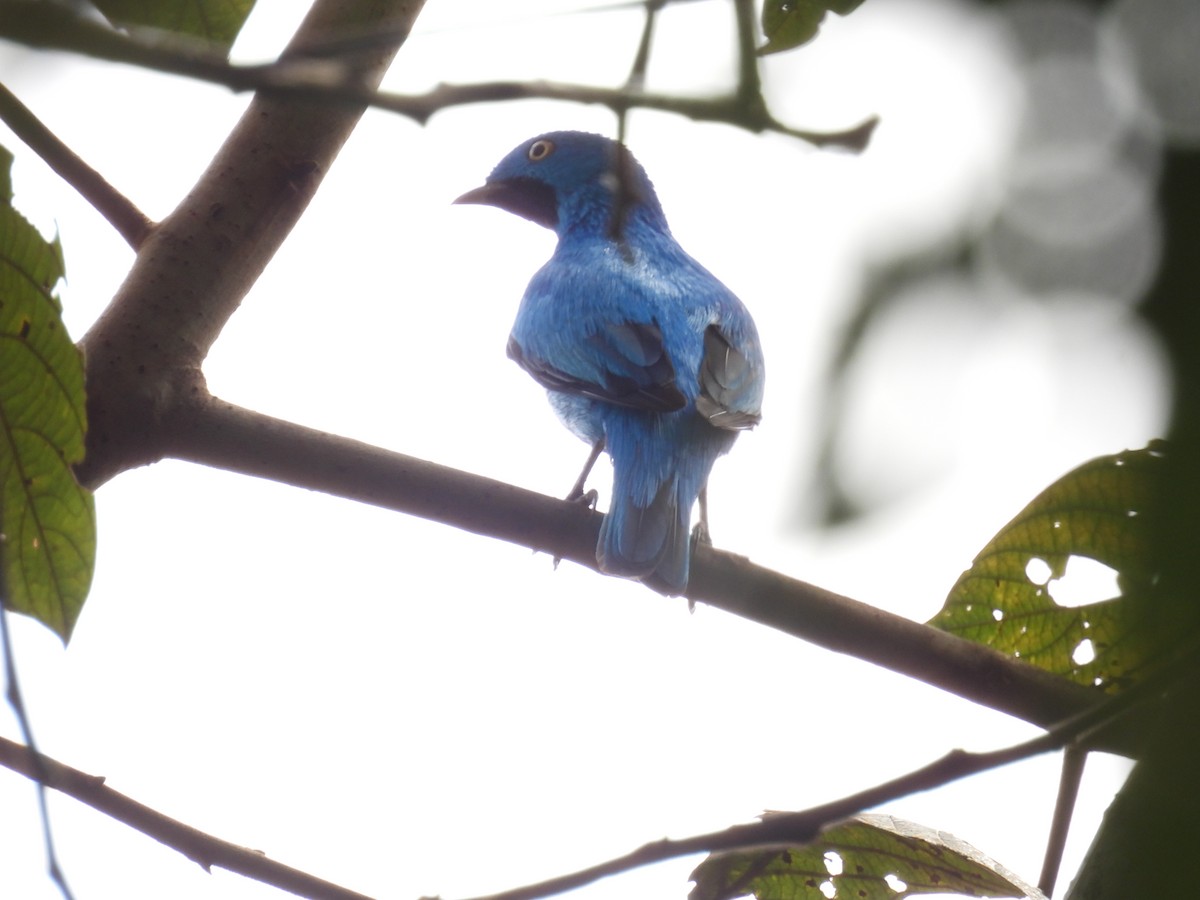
[551,488,599,571]
[685,523,713,614]
[566,486,599,510]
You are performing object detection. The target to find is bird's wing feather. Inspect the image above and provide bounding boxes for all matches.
[508,320,686,412]
[695,324,763,430]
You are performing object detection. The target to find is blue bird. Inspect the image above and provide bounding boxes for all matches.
[456,131,764,594]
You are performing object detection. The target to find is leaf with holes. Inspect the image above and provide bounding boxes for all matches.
[690,814,1042,900]
[0,145,95,642]
[91,0,258,52]
[928,444,1178,692]
[759,0,867,55]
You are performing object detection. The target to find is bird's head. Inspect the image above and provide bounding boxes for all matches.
[455,131,664,234]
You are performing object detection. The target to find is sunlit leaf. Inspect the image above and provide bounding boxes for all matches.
[760,0,867,55]
[0,145,95,642]
[929,444,1184,692]
[690,813,1043,900]
[91,0,257,52]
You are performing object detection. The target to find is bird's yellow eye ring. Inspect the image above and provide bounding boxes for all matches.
[527,139,555,161]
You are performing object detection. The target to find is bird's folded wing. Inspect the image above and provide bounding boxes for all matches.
[695,324,762,430]
[507,320,686,412]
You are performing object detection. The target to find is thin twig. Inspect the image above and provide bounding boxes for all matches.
[416,0,713,35]
[0,83,153,249]
[615,0,662,141]
[448,646,1184,900]
[0,1,876,152]
[400,81,877,149]
[623,0,662,99]
[1039,744,1087,897]
[731,0,763,104]
[0,610,76,900]
[0,736,373,900]
[402,80,877,149]
[609,0,664,242]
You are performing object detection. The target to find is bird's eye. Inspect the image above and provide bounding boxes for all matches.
[527,139,555,161]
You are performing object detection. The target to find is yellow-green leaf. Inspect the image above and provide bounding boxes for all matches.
[929,444,1181,692]
[690,814,1041,900]
[0,145,95,642]
[91,0,258,52]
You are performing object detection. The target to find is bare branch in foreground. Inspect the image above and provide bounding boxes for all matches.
[1,629,1179,900]
[0,83,153,249]
[447,650,1183,900]
[0,1,877,152]
[0,736,371,900]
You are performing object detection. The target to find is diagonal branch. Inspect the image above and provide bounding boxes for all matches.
[0,736,372,900]
[74,0,428,488]
[451,647,1185,900]
[160,396,1135,756]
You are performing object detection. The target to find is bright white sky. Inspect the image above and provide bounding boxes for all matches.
[0,1,1167,898]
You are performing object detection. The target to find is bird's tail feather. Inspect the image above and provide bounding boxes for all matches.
[597,473,691,595]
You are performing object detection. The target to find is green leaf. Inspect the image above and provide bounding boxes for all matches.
[0,145,95,642]
[690,814,1042,900]
[928,444,1182,692]
[760,0,867,55]
[91,0,258,52]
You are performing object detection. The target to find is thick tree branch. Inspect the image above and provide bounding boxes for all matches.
[158,396,1134,755]
[169,396,602,566]
[0,83,152,249]
[0,736,371,900]
[0,1,877,152]
[686,553,1139,754]
[74,0,427,487]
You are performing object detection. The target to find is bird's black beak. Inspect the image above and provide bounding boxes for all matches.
[454,178,558,230]
[453,183,502,206]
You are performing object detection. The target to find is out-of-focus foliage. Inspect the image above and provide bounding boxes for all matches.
[759,0,867,55]
[798,3,1200,898]
[805,1,1167,525]
[91,0,257,52]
